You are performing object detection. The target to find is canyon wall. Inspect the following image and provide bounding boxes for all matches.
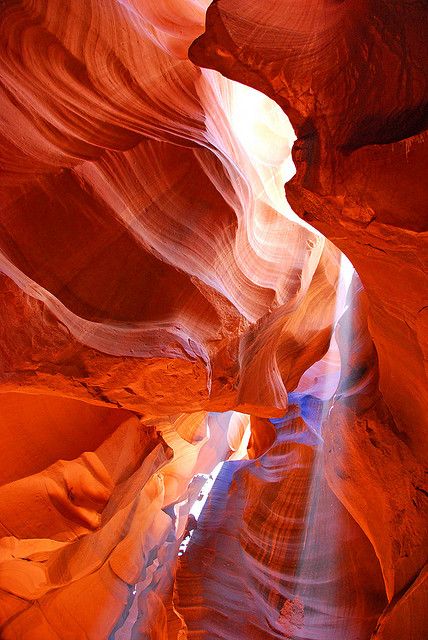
[0,1,427,638]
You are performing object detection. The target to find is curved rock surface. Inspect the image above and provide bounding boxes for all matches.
[189,2,428,636]
[190,0,428,450]
[175,403,388,640]
[0,0,427,638]
[0,0,340,418]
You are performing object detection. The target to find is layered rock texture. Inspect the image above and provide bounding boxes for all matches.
[0,1,427,639]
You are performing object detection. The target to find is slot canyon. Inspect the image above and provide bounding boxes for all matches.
[0,1,427,638]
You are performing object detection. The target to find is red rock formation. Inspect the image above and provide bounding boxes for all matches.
[0,0,427,638]
[189,2,428,637]
[190,0,428,447]
[175,404,387,640]
[0,0,339,417]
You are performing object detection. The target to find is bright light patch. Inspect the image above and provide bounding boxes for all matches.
[229,81,296,169]
[335,253,354,320]
[178,461,224,556]
[189,461,224,519]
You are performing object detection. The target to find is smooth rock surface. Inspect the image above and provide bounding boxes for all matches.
[0,1,427,638]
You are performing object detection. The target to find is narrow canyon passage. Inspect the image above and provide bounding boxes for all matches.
[0,1,427,639]
[175,402,387,640]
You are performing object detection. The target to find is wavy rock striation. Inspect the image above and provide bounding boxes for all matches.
[175,401,387,640]
[0,0,338,418]
[0,0,427,638]
[189,2,428,637]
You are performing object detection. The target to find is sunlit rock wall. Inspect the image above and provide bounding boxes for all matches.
[0,1,427,639]
[189,1,428,637]
[0,0,340,418]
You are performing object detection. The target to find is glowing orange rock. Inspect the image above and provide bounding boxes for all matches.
[190,2,428,636]
[0,0,426,638]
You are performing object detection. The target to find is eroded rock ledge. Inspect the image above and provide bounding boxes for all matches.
[0,1,427,638]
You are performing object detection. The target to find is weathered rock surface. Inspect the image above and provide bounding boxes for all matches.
[189,2,428,636]
[175,404,387,640]
[0,0,427,638]
[0,0,342,418]
[190,0,428,456]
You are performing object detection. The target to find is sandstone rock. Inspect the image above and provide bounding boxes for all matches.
[0,0,426,638]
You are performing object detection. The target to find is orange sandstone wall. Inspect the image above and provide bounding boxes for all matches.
[0,1,427,638]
